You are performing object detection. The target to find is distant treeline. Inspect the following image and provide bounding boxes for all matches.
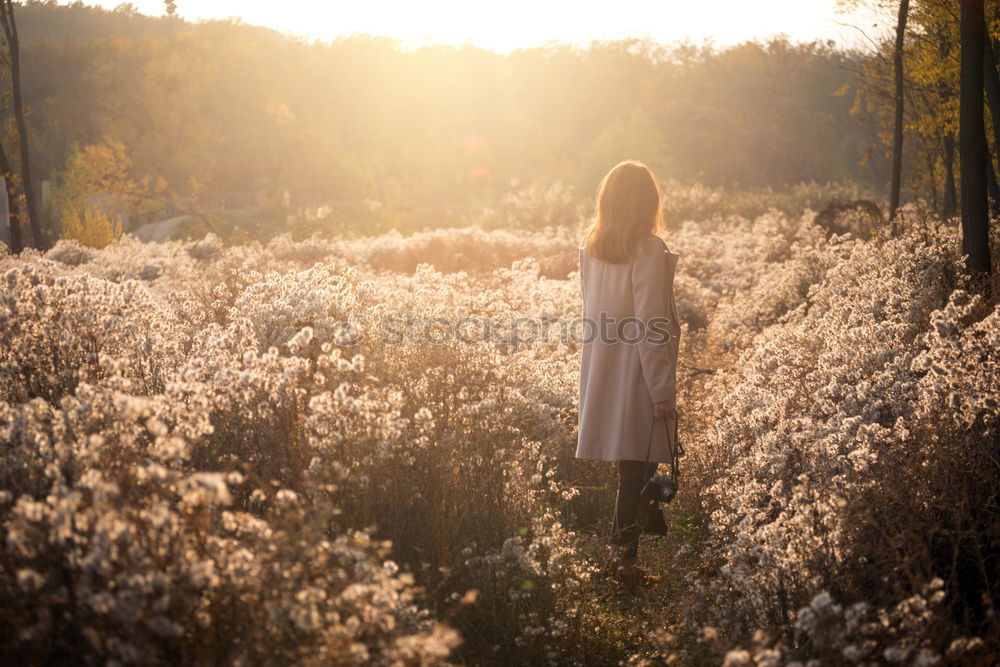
[15,1,886,233]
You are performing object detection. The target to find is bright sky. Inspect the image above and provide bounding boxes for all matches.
[73,0,885,53]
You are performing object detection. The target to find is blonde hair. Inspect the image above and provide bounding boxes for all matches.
[583,160,664,263]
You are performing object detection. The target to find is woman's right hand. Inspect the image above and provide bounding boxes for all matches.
[654,402,676,419]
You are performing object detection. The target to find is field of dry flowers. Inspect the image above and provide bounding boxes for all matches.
[1,204,998,665]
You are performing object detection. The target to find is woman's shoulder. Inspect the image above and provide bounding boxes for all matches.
[634,234,667,259]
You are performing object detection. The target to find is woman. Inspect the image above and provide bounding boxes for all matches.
[576,160,681,583]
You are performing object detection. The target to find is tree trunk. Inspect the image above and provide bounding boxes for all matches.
[0,144,22,254]
[984,36,1000,152]
[944,133,958,219]
[983,35,1000,214]
[889,0,910,221]
[923,143,940,214]
[0,0,41,249]
[960,0,993,277]
[989,154,1000,215]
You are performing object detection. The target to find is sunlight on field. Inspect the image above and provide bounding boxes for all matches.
[2,203,997,663]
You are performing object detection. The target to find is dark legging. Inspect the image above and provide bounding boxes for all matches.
[610,459,658,559]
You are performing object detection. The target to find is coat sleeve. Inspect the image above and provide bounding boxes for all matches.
[631,236,676,408]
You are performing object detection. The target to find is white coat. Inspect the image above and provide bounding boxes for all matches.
[576,234,680,463]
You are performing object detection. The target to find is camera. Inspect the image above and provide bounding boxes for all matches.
[640,474,678,504]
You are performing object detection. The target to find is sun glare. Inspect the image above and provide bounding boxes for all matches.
[75,0,860,52]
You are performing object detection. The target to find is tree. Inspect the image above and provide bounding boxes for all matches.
[984,33,1000,212]
[959,0,993,278]
[50,138,163,247]
[890,0,910,222]
[0,0,41,249]
[0,141,21,253]
[846,0,949,217]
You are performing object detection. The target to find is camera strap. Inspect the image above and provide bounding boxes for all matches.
[645,414,682,481]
